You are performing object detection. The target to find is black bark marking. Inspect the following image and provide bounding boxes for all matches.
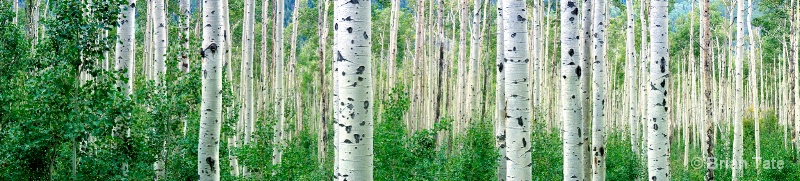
[652,176,657,181]
[576,66,582,77]
[497,62,504,72]
[660,57,666,73]
[567,62,576,65]
[360,121,366,126]
[343,16,353,21]
[344,139,352,143]
[363,101,369,109]
[335,23,338,30]
[654,124,659,130]
[345,125,352,133]
[347,27,353,33]
[599,147,605,156]
[577,127,582,137]
[567,1,576,8]
[571,7,579,15]
[206,157,216,173]
[522,138,527,148]
[363,32,369,39]
[347,103,354,110]
[517,117,524,126]
[354,134,361,143]
[347,0,359,4]
[356,66,366,74]
[516,15,526,22]
[568,49,575,57]
[130,3,136,8]
[511,33,517,38]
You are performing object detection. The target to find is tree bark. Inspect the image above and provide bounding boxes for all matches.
[153,0,167,84]
[197,0,223,179]
[290,0,302,135]
[561,0,585,180]
[647,0,670,180]
[625,0,639,156]
[701,0,715,179]
[579,0,592,179]
[501,1,531,180]
[733,0,745,178]
[116,0,135,97]
[590,0,606,179]
[241,0,255,150]
[272,0,285,167]
[495,0,506,180]
[179,0,191,72]
[333,0,374,179]
[747,0,760,169]
[317,0,330,166]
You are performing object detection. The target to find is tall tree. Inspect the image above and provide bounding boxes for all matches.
[272,0,285,166]
[116,0,135,96]
[179,0,190,72]
[580,0,592,178]
[387,0,400,89]
[701,0,715,179]
[590,0,607,179]
[317,0,330,166]
[495,0,506,180]
[333,0,374,179]
[647,0,670,180]
[197,0,224,179]
[733,0,745,178]
[469,0,483,119]
[241,0,255,149]
[747,0,760,168]
[561,0,585,179]
[12,0,18,24]
[625,0,639,156]
[502,0,531,180]
[289,0,302,135]
[153,0,167,84]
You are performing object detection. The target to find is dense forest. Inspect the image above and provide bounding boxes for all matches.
[1,0,799,180]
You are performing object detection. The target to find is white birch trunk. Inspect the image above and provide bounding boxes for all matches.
[647,0,670,180]
[469,0,483,119]
[12,0,18,24]
[333,0,373,179]
[179,0,190,72]
[153,0,167,84]
[495,0,507,180]
[733,0,745,178]
[116,0,135,96]
[560,0,585,179]
[590,0,606,179]
[317,0,330,166]
[579,1,592,179]
[197,0,223,179]
[388,0,399,89]
[747,0,760,168]
[625,0,639,156]
[241,0,255,148]
[502,1,531,180]
[272,0,285,167]
[701,0,715,179]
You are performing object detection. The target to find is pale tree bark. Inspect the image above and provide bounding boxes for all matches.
[12,0,18,24]
[647,0,670,180]
[502,1,531,180]
[153,0,167,84]
[625,0,639,156]
[639,0,649,157]
[495,1,506,180]
[590,0,606,179]
[273,0,285,167]
[317,0,330,166]
[561,0,585,180]
[333,0,374,179]
[733,0,745,178]
[116,0,136,96]
[701,0,715,179]
[387,0,400,90]
[241,0,255,149]
[197,0,224,179]
[469,0,483,120]
[28,0,39,47]
[145,0,153,81]
[179,0,191,72]
[579,0,592,179]
[747,0,760,168]
[457,0,467,134]
[289,0,302,135]
[686,0,695,169]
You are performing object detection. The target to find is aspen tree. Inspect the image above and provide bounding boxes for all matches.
[153,0,167,84]
[561,0,585,179]
[469,0,483,119]
[318,0,330,165]
[333,0,374,179]
[12,0,18,24]
[701,0,715,179]
[116,0,135,96]
[502,0,531,180]
[458,0,468,134]
[590,0,607,179]
[647,0,671,180]
[733,0,745,178]
[640,0,649,156]
[495,0,506,180]
[179,0,190,72]
[388,0,399,88]
[747,0,761,167]
[289,0,302,135]
[197,0,224,179]
[626,0,639,156]
[241,0,255,147]
[686,0,695,169]
[145,0,153,81]
[273,0,285,166]
[579,0,592,178]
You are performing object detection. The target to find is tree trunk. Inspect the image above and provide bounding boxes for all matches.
[153,0,167,84]
[561,0,585,179]
[701,0,715,179]
[469,0,483,122]
[501,1,531,180]
[241,0,255,150]
[333,0,374,179]
[639,0,649,158]
[625,0,639,156]
[290,0,302,136]
[272,0,285,167]
[747,0,760,168]
[495,1,506,180]
[457,0,467,135]
[179,0,190,72]
[116,0,135,97]
[388,0,400,90]
[647,0,670,180]
[579,0,592,179]
[317,0,330,166]
[590,0,606,179]
[145,0,153,80]
[197,0,223,179]
[733,0,745,178]
[12,0,18,24]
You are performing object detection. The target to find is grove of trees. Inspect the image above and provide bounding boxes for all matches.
[1,0,799,180]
